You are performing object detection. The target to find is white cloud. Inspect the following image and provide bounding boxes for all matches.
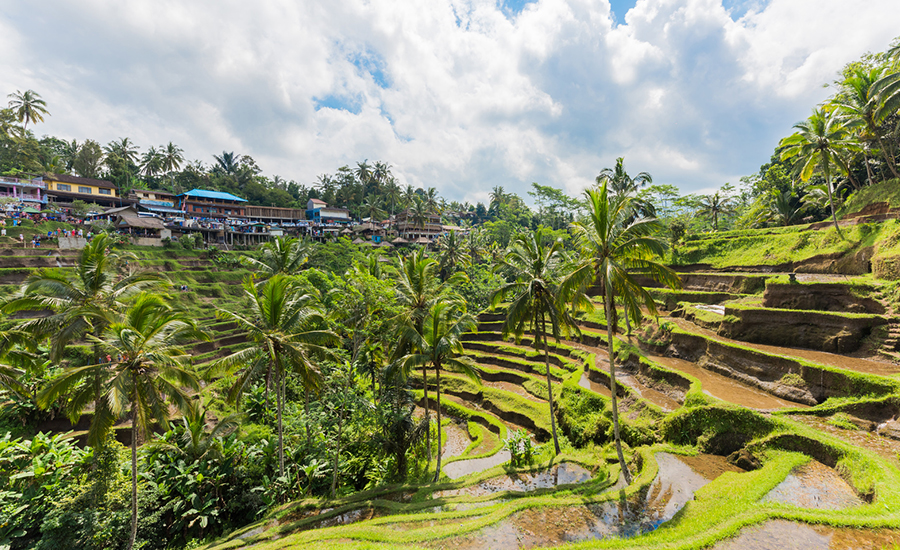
[0,0,898,205]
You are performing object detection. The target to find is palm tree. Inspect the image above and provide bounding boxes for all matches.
[141,146,163,180]
[565,183,681,483]
[213,151,240,175]
[209,275,338,477]
[361,196,386,221]
[437,230,469,279]
[161,142,185,178]
[596,157,655,217]
[1,234,160,362]
[489,186,505,214]
[7,89,50,132]
[771,189,806,226]
[409,196,430,230]
[835,65,900,180]
[356,160,373,188]
[399,300,478,481]
[403,185,418,209]
[41,293,205,550]
[392,249,466,463]
[384,177,402,229]
[780,108,859,238]
[104,137,140,166]
[424,187,440,214]
[240,235,311,276]
[148,403,240,462]
[699,192,736,231]
[491,229,572,455]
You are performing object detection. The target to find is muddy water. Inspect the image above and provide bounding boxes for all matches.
[430,452,743,548]
[713,519,900,549]
[442,422,472,462]
[435,463,593,498]
[579,372,612,397]
[645,353,804,410]
[572,342,680,411]
[762,460,863,509]
[670,316,900,377]
[443,450,512,479]
[792,415,900,462]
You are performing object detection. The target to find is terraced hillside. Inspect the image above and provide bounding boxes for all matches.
[203,250,900,549]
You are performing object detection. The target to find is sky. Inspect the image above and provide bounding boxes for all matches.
[1,0,898,206]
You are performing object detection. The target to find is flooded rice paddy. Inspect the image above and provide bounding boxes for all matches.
[429,452,743,549]
[713,520,900,549]
[645,353,804,410]
[762,460,863,509]
[435,462,593,498]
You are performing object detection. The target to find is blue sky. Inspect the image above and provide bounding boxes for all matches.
[0,0,898,205]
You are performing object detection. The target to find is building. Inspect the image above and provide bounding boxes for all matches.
[128,189,183,217]
[395,209,442,241]
[104,205,170,245]
[0,174,47,210]
[305,199,351,224]
[176,189,248,219]
[44,174,121,209]
[245,205,306,225]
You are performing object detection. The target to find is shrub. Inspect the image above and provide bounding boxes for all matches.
[503,430,538,467]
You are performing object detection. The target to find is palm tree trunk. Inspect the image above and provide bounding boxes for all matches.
[433,360,443,482]
[331,396,345,497]
[605,289,632,484]
[541,313,561,455]
[824,163,844,239]
[305,388,311,449]
[128,405,138,550]
[877,135,900,180]
[277,371,285,478]
[422,366,431,464]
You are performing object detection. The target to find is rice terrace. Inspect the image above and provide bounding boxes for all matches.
[4,5,900,550]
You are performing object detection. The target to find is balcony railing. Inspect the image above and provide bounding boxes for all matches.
[0,176,46,189]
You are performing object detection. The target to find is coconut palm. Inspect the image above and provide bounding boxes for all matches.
[42,293,205,550]
[141,146,163,180]
[392,249,466,463]
[240,235,311,276]
[7,89,50,132]
[424,187,440,214]
[398,300,478,481]
[213,151,240,175]
[489,186,506,214]
[596,157,656,218]
[835,65,900,180]
[208,274,338,477]
[491,229,572,455]
[104,137,140,166]
[409,196,430,230]
[161,142,185,175]
[698,192,736,231]
[564,183,681,483]
[780,108,859,238]
[361,196,386,221]
[1,234,160,362]
[436,230,470,279]
[356,160,373,187]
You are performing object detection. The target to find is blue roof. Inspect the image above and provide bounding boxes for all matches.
[179,189,247,202]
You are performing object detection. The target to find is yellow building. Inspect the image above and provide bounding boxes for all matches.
[44,174,121,209]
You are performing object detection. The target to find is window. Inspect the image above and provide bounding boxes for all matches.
[78,186,92,194]
[99,188,111,195]
[57,183,71,192]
